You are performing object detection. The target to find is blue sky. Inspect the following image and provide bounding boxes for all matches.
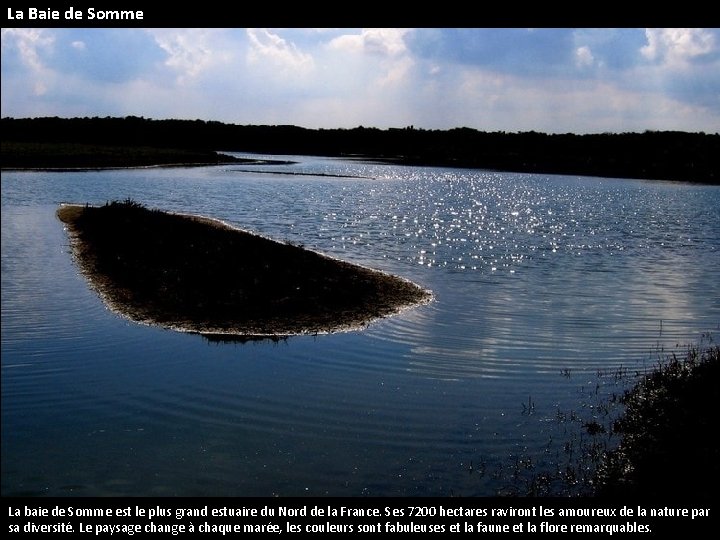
[2,28,719,133]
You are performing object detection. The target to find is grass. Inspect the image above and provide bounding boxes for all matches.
[57,200,432,337]
[593,340,719,498]
[463,337,720,498]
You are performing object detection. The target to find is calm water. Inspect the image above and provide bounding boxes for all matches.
[2,155,719,496]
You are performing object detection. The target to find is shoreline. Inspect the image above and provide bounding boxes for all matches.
[2,158,298,173]
[57,201,433,339]
[593,342,719,498]
[4,117,717,184]
[0,140,287,170]
[4,163,235,172]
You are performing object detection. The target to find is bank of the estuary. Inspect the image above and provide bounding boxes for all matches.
[57,200,432,338]
[1,141,244,170]
[593,342,719,498]
[4,117,718,183]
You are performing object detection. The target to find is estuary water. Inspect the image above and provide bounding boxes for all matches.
[2,155,719,496]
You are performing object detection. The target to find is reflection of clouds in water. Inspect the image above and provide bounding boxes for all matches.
[622,244,715,338]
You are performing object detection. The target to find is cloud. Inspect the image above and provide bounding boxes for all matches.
[246,28,313,72]
[1,28,54,73]
[150,28,232,83]
[630,29,720,111]
[575,46,594,68]
[1,28,167,88]
[328,28,409,57]
[403,28,720,126]
[324,29,413,91]
[414,68,718,133]
[2,28,718,133]
[571,29,647,70]
[641,28,718,67]
[1,28,55,96]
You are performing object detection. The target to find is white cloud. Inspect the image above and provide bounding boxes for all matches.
[326,33,363,54]
[324,29,413,91]
[641,28,716,66]
[71,40,86,51]
[246,28,313,71]
[575,46,594,68]
[149,29,232,83]
[376,55,414,87]
[328,28,409,57]
[1,28,55,96]
[361,28,409,56]
[1,28,54,73]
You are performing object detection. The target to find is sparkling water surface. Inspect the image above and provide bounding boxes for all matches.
[2,155,719,496]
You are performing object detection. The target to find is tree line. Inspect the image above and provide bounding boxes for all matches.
[2,116,717,183]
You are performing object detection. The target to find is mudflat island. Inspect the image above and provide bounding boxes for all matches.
[57,200,432,338]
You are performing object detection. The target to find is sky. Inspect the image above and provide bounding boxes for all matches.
[2,28,719,134]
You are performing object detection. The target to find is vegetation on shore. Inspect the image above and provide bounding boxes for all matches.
[472,338,720,498]
[4,116,718,183]
[593,341,719,498]
[57,200,432,337]
[1,141,241,169]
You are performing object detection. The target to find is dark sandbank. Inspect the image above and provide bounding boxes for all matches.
[57,200,432,338]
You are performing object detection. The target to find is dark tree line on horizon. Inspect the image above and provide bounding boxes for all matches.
[2,116,718,183]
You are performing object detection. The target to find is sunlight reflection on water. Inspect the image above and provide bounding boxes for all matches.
[2,158,719,496]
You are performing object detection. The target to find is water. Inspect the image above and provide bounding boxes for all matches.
[2,156,719,496]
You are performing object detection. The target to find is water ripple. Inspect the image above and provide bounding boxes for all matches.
[2,162,719,496]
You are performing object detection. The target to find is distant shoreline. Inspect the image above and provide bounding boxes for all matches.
[57,201,432,338]
[3,117,719,184]
[5,163,233,172]
[1,140,298,171]
[3,161,293,173]
[1,141,242,170]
